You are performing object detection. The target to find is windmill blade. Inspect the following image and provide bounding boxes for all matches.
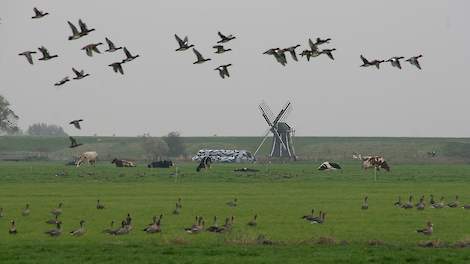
[259,105,274,127]
[272,101,291,125]
[253,129,271,157]
[259,101,274,124]
[279,103,293,123]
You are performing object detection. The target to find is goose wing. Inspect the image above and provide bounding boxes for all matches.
[33,8,42,16]
[123,47,132,58]
[72,68,81,77]
[174,34,185,47]
[68,21,79,35]
[414,59,422,69]
[78,19,88,32]
[105,38,115,49]
[360,55,369,64]
[218,31,227,40]
[192,48,204,61]
[308,39,319,52]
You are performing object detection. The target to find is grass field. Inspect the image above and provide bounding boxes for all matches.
[1,161,470,263]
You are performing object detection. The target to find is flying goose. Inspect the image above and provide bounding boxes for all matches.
[360,55,384,69]
[81,43,103,57]
[38,46,58,61]
[385,56,404,69]
[122,47,139,63]
[96,199,105,210]
[206,216,220,232]
[192,48,211,64]
[394,196,402,207]
[69,119,83,129]
[214,64,232,79]
[226,198,237,207]
[174,34,194,51]
[299,50,313,61]
[213,45,232,54]
[22,204,30,216]
[70,220,86,236]
[321,48,336,60]
[78,19,95,35]
[416,221,433,235]
[109,62,124,75]
[361,196,369,210]
[51,202,63,216]
[315,37,331,46]
[9,220,17,234]
[46,215,62,225]
[283,45,301,61]
[54,77,70,86]
[448,195,459,208]
[45,222,62,237]
[69,136,82,148]
[247,214,258,227]
[18,51,37,65]
[217,31,236,43]
[32,7,49,19]
[263,48,287,66]
[402,195,413,209]
[105,37,122,52]
[67,21,82,40]
[72,68,90,80]
[406,55,423,70]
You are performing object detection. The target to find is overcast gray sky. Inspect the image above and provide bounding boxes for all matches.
[1,0,469,137]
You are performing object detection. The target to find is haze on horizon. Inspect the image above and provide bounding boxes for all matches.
[1,0,469,138]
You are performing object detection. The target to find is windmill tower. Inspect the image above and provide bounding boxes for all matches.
[253,101,297,160]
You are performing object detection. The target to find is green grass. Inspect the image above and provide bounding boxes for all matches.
[1,161,470,263]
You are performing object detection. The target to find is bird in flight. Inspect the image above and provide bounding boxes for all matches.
[69,119,84,130]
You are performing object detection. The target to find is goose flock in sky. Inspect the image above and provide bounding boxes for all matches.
[16,7,140,87]
[361,54,423,69]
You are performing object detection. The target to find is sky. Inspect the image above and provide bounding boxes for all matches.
[0,0,469,137]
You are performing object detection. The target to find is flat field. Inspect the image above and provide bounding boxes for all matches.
[1,161,470,263]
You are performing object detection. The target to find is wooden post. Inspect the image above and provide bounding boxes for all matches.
[374,166,377,182]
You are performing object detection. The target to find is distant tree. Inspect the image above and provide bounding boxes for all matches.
[163,131,186,157]
[0,95,19,135]
[27,123,67,136]
[140,135,169,161]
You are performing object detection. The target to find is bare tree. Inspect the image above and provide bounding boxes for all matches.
[163,131,186,157]
[140,135,169,161]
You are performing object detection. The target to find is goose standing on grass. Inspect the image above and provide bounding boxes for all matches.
[72,68,90,80]
[69,136,83,148]
[46,215,62,225]
[247,214,258,227]
[9,220,17,234]
[69,119,83,130]
[192,48,211,64]
[109,62,124,75]
[217,31,236,43]
[51,202,63,216]
[360,55,385,69]
[214,64,232,79]
[22,204,30,216]
[18,51,37,65]
[406,55,423,69]
[361,196,369,210]
[125,213,133,231]
[38,46,58,61]
[321,49,336,60]
[78,19,95,36]
[174,34,194,51]
[402,195,413,209]
[105,38,122,52]
[416,197,425,210]
[385,56,404,69]
[283,45,301,61]
[394,196,402,207]
[32,7,49,19]
[226,198,237,207]
[45,222,62,237]
[70,220,86,236]
[173,198,182,215]
[213,45,231,54]
[315,37,331,46]
[121,48,139,63]
[54,77,70,87]
[81,43,103,57]
[416,221,433,235]
[448,195,459,208]
[96,199,105,210]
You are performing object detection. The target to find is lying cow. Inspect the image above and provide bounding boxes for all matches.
[318,161,342,171]
[148,160,173,168]
[76,151,98,167]
[196,156,212,172]
[111,158,136,167]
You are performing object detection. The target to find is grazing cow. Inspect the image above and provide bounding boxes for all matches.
[76,151,98,167]
[147,160,173,168]
[353,154,390,172]
[318,161,342,171]
[196,156,212,172]
[111,159,136,167]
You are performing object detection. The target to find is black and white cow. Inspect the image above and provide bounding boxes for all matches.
[196,156,212,172]
[353,154,390,171]
[318,161,342,171]
[147,160,174,168]
[111,158,136,167]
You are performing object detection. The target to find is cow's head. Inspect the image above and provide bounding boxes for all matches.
[111,158,118,164]
[381,161,390,172]
[318,163,328,170]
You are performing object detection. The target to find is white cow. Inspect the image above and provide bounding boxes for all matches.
[76,151,98,167]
